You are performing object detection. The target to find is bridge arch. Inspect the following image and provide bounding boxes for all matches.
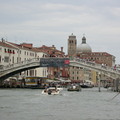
[0,58,70,81]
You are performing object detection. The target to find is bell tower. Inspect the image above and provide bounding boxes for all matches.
[68,33,77,57]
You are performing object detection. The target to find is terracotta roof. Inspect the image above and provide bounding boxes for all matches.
[79,52,113,57]
[6,41,38,52]
[35,45,65,56]
[0,40,65,57]
[0,41,17,49]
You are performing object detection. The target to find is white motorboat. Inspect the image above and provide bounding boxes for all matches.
[67,84,81,91]
[42,87,60,95]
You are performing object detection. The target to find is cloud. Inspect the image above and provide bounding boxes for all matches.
[0,0,120,63]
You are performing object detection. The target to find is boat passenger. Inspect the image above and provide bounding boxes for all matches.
[73,86,76,89]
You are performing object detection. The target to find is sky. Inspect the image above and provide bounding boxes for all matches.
[0,0,120,63]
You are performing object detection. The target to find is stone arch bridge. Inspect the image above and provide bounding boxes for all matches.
[0,58,120,81]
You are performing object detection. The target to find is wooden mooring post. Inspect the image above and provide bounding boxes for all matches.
[98,72,101,92]
[113,78,120,92]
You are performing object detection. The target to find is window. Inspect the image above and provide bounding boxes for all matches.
[27,70,29,76]
[17,57,18,63]
[4,56,9,62]
[43,70,44,76]
[10,50,12,53]
[35,70,37,76]
[4,48,7,52]
[44,70,46,76]
[13,50,15,54]
[8,49,10,53]
[12,56,14,63]
[30,53,34,56]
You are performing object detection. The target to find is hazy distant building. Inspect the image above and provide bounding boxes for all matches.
[67,33,115,84]
[67,33,115,67]
[77,36,92,54]
[68,33,77,57]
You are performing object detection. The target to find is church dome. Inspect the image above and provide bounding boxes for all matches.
[77,36,92,53]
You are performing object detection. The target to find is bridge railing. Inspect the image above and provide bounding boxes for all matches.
[0,58,40,72]
[70,58,120,75]
[1,57,120,76]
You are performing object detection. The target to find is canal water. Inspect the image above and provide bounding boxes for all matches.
[0,87,120,120]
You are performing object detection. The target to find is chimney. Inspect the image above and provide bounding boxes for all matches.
[61,47,63,52]
[1,38,5,43]
[52,45,56,49]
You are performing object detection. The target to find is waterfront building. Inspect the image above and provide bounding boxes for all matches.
[0,38,67,81]
[0,39,48,79]
[69,66,84,82]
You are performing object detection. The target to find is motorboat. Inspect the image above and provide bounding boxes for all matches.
[80,80,94,88]
[56,85,63,91]
[42,87,60,95]
[80,82,94,88]
[67,84,81,91]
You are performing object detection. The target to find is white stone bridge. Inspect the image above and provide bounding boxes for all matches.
[0,57,120,81]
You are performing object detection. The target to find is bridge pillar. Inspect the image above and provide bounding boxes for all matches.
[0,80,3,87]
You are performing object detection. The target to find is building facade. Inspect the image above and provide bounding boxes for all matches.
[0,38,68,80]
[36,45,68,79]
[0,40,43,79]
